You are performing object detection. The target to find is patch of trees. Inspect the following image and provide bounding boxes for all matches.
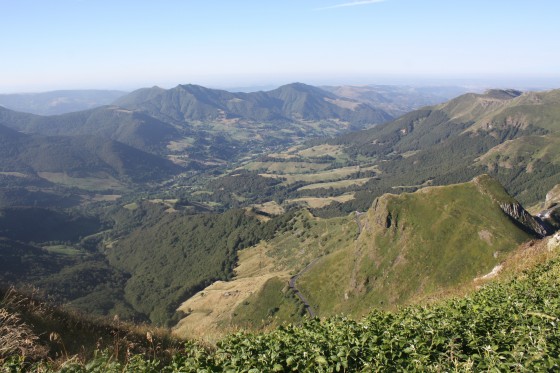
[105,208,298,325]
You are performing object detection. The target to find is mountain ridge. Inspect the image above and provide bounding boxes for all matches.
[116,82,393,126]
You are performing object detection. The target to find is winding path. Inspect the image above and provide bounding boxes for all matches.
[288,258,320,318]
[354,211,365,235]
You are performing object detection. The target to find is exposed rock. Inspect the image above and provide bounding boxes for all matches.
[499,202,550,237]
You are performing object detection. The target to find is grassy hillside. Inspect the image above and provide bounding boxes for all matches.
[297,176,535,317]
[173,210,357,340]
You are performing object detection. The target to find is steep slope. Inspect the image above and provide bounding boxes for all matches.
[106,209,272,324]
[0,106,180,153]
[0,89,127,115]
[297,175,540,317]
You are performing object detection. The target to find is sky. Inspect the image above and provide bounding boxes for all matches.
[1,0,560,92]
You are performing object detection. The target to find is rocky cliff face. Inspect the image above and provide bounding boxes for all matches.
[472,174,551,237]
[498,201,551,237]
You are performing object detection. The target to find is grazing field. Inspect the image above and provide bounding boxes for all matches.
[287,193,356,208]
[37,172,125,191]
[244,161,330,174]
[297,144,348,159]
[250,201,285,216]
[297,177,372,191]
[43,245,84,256]
[260,165,377,185]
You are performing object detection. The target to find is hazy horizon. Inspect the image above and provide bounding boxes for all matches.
[2,0,559,93]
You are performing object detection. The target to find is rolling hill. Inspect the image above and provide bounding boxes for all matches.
[297,175,542,317]
[0,106,180,154]
[0,123,182,187]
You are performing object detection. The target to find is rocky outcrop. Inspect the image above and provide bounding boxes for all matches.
[499,202,551,237]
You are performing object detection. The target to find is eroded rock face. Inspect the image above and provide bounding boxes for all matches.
[499,202,551,237]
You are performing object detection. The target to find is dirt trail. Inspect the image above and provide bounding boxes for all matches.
[288,258,320,318]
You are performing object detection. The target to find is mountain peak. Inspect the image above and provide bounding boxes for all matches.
[273,82,332,96]
[483,89,523,100]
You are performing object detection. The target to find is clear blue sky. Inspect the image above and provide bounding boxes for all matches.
[1,0,559,92]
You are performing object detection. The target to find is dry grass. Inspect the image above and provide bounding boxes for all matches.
[297,177,372,191]
[250,201,285,216]
[0,286,184,367]
[0,307,48,362]
[173,243,289,342]
[287,193,356,208]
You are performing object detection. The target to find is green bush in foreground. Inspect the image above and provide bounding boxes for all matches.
[4,256,560,372]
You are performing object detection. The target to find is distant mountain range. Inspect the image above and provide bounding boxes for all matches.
[0,83,398,179]
[115,82,392,127]
[0,90,127,115]
[321,84,470,117]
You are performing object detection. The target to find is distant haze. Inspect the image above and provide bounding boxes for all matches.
[1,0,559,93]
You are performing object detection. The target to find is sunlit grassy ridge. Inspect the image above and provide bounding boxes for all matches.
[298,176,534,317]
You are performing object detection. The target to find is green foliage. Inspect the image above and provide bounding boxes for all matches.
[207,170,282,207]
[0,207,101,243]
[106,209,279,324]
[7,254,560,371]
[299,178,534,317]
[231,277,304,329]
